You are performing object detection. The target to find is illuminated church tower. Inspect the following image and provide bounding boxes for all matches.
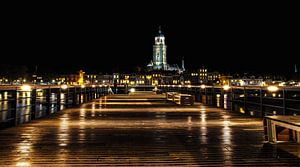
[147,27,184,72]
[152,27,167,70]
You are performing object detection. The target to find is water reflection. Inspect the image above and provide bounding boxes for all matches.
[0,92,8,121]
[216,94,220,107]
[60,93,65,110]
[91,103,96,117]
[18,92,31,124]
[224,94,228,110]
[58,114,70,147]
[200,113,207,145]
[222,114,232,165]
[15,131,34,167]
[79,108,86,142]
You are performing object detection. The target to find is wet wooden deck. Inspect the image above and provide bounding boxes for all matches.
[0,92,299,166]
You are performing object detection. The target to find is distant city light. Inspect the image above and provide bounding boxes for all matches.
[267,86,279,92]
[81,85,85,88]
[92,85,96,88]
[61,84,68,90]
[20,85,31,91]
[223,85,230,91]
[200,85,206,89]
[129,88,135,93]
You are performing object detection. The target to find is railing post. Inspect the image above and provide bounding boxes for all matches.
[282,88,286,115]
[31,88,36,120]
[46,87,51,115]
[260,87,263,117]
[244,86,247,115]
[205,87,208,105]
[57,88,61,111]
[84,87,87,102]
[11,90,18,126]
[73,87,77,106]
[212,86,215,106]
[230,87,234,112]
[221,88,224,108]
[66,87,70,107]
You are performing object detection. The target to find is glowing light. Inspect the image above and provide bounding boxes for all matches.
[92,85,96,88]
[279,82,285,86]
[187,85,192,88]
[239,107,245,114]
[223,85,230,91]
[200,84,206,89]
[61,84,68,90]
[267,86,279,92]
[16,162,30,167]
[81,85,85,88]
[129,88,135,93]
[20,85,31,91]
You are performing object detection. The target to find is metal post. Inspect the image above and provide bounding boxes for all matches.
[11,90,18,126]
[282,88,286,115]
[66,87,69,107]
[84,87,87,102]
[72,87,77,106]
[46,87,51,115]
[31,89,36,120]
[57,88,61,111]
[230,87,234,112]
[212,86,215,106]
[243,86,247,115]
[205,87,208,105]
[221,88,224,108]
[260,87,263,117]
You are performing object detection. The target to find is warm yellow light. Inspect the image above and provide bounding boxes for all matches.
[223,85,230,91]
[187,85,192,88]
[267,86,278,92]
[16,161,30,167]
[129,88,135,93]
[81,85,85,88]
[20,85,31,91]
[61,84,68,90]
[239,107,245,114]
[92,85,96,88]
[200,84,206,89]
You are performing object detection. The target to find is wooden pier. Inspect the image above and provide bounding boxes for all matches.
[0,92,299,166]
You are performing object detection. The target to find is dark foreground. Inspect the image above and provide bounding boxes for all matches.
[0,92,299,166]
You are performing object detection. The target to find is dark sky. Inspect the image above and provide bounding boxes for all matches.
[1,3,298,75]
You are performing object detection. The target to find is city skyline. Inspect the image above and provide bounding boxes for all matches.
[1,4,298,75]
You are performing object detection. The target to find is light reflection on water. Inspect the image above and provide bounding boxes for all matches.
[216,94,221,107]
[58,114,70,147]
[224,94,228,110]
[79,108,86,142]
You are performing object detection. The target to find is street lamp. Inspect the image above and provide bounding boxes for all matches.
[20,85,31,91]
[267,86,279,92]
[200,84,206,89]
[223,85,230,91]
[61,84,68,90]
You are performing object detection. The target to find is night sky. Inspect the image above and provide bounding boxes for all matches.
[1,3,298,75]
